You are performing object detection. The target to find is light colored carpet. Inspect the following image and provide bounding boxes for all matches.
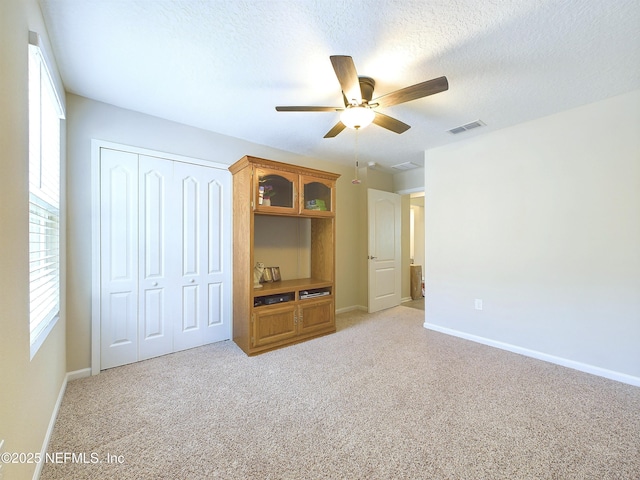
[42,306,640,479]
[402,298,424,310]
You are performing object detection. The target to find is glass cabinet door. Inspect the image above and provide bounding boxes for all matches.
[254,168,297,213]
[300,175,334,216]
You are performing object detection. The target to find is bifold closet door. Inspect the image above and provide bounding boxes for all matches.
[100,148,231,369]
[138,155,178,361]
[100,149,140,369]
[173,161,230,351]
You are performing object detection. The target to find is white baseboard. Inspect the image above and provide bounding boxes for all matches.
[424,322,640,387]
[336,305,368,314]
[33,368,92,479]
[66,368,91,381]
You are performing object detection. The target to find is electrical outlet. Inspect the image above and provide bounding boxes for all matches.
[475,299,483,310]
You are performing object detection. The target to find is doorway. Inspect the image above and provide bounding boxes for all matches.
[408,192,425,308]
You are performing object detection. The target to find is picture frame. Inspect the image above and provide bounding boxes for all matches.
[271,266,281,282]
[261,267,273,283]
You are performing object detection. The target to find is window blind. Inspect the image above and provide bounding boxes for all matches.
[28,32,64,351]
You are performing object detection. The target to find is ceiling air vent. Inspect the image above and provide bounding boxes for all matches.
[391,162,421,171]
[447,120,485,135]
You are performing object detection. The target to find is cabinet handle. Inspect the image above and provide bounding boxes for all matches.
[294,311,297,324]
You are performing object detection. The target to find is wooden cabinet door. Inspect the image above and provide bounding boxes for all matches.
[300,175,335,216]
[252,304,297,348]
[254,168,298,214]
[297,299,335,336]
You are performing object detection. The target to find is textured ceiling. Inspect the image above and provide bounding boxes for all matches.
[39,0,640,170]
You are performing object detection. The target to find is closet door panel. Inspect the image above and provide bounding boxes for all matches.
[173,162,231,350]
[203,170,231,340]
[138,155,178,360]
[174,164,205,350]
[208,282,223,327]
[100,148,139,369]
[181,175,200,277]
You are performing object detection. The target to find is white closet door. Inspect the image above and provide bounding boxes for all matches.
[198,163,231,344]
[98,146,231,370]
[100,149,139,369]
[138,155,178,360]
[173,161,231,351]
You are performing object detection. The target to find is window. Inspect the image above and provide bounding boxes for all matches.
[28,31,64,357]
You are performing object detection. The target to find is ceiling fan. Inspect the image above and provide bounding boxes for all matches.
[275,55,448,138]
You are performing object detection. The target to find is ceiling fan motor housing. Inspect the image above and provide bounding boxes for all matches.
[358,77,375,104]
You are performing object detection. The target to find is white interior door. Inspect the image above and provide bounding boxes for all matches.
[368,188,401,313]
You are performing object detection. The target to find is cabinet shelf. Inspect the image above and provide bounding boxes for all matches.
[253,278,332,298]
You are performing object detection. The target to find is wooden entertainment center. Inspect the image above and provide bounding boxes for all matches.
[229,156,339,355]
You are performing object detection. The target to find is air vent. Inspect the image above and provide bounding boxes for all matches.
[391,162,421,171]
[447,120,485,135]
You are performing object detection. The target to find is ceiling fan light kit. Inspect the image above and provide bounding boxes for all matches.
[340,106,375,130]
[275,55,448,138]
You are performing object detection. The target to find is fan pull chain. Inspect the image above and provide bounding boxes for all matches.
[352,127,361,184]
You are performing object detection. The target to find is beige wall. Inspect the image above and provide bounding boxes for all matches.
[394,166,425,193]
[424,90,640,380]
[65,94,369,371]
[0,1,68,478]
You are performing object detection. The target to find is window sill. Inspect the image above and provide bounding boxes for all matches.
[30,314,60,360]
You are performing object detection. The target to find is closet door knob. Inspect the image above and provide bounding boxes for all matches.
[190,278,195,283]
[152,282,158,287]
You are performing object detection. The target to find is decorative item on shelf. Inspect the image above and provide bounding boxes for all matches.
[261,266,273,283]
[270,266,281,282]
[305,199,326,211]
[254,262,265,288]
[258,183,276,206]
